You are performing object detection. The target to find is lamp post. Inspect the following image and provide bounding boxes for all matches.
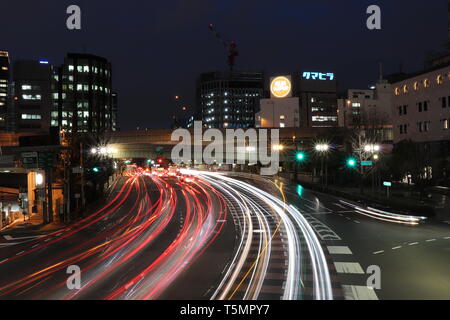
[315,143,330,187]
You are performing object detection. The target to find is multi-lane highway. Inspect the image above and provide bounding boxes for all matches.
[0,170,448,300]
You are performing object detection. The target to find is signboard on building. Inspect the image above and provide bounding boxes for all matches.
[383,181,392,187]
[361,160,373,166]
[302,72,335,81]
[270,76,292,99]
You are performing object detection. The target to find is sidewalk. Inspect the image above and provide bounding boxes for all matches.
[0,213,65,236]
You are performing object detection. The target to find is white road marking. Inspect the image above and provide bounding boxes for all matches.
[0,242,20,247]
[4,235,45,241]
[373,250,384,255]
[334,262,364,274]
[354,220,361,224]
[392,246,402,250]
[15,251,25,256]
[408,242,419,246]
[342,285,379,300]
[426,239,436,242]
[444,237,450,240]
[327,246,353,255]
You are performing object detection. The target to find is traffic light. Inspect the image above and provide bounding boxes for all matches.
[157,157,164,164]
[346,157,357,168]
[93,167,100,173]
[295,151,306,162]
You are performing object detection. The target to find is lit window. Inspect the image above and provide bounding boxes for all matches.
[403,84,409,93]
[22,94,41,100]
[280,115,285,120]
[444,119,449,130]
[21,85,32,90]
[394,87,401,96]
[423,79,430,88]
[68,65,74,71]
[280,123,285,128]
[413,82,420,91]
[83,66,89,73]
[437,74,444,85]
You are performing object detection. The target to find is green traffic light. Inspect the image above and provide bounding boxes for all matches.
[347,158,357,168]
[93,167,100,173]
[296,152,306,162]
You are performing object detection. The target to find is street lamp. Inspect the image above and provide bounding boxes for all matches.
[364,144,380,153]
[272,144,284,151]
[314,143,330,186]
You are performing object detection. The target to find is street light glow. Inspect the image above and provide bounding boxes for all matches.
[315,144,329,152]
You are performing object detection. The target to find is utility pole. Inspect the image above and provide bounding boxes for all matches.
[80,142,86,211]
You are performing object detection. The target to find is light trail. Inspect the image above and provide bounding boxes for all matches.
[184,170,334,300]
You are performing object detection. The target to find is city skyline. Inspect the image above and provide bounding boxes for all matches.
[0,0,446,129]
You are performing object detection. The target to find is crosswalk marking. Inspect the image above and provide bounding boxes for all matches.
[342,285,379,300]
[334,262,364,274]
[327,246,352,255]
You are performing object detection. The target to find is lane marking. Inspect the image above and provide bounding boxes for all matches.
[426,239,436,242]
[4,235,45,241]
[373,250,384,255]
[408,242,419,246]
[392,246,402,250]
[327,246,353,255]
[334,262,364,274]
[342,285,379,300]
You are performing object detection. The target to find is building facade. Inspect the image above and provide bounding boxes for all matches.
[12,60,53,133]
[0,51,10,131]
[337,79,393,142]
[392,64,450,144]
[256,72,338,129]
[299,71,338,128]
[197,71,263,129]
[52,53,116,133]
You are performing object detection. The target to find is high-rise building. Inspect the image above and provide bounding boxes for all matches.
[0,51,10,131]
[112,91,118,131]
[197,71,263,129]
[52,53,114,133]
[12,60,53,133]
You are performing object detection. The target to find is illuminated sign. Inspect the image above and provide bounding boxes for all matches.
[302,72,335,81]
[270,76,292,98]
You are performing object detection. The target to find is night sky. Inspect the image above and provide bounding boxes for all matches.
[1,0,447,129]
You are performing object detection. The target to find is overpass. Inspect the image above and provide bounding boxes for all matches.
[104,127,337,160]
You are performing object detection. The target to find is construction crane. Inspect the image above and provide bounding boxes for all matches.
[208,24,239,71]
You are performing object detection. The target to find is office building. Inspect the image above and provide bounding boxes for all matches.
[52,53,115,133]
[197,71,263,129]
[299,71,338,128]
[337,79,393,141]
[257,72,338,129]
[0,51,10,131]
[391,64,450,144]
[12,60,53,133]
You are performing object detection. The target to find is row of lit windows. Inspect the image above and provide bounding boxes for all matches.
[312,116,338,122]
[68,65,109,75]
[22,94,41,101]
[21,114,42,120]
[394,73,448,96]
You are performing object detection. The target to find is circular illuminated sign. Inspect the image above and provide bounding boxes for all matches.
[271,76,292,98]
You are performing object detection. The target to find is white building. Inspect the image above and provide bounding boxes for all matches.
[391,64,450,144]
[257,97,300,128]
[337,79,393,141]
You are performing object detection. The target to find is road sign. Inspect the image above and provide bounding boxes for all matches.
[383,181,392,187]
[361,161,373,166]
[72,167,84,174]
[22,152,39,169]
[38,152,54,169]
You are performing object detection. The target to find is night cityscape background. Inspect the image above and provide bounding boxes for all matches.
[0,0,449,305]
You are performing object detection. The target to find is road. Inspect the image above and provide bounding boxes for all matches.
[0,171,448,300]
[264,176,450,300]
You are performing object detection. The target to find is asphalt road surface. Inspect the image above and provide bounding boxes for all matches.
[0,171,448,300]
